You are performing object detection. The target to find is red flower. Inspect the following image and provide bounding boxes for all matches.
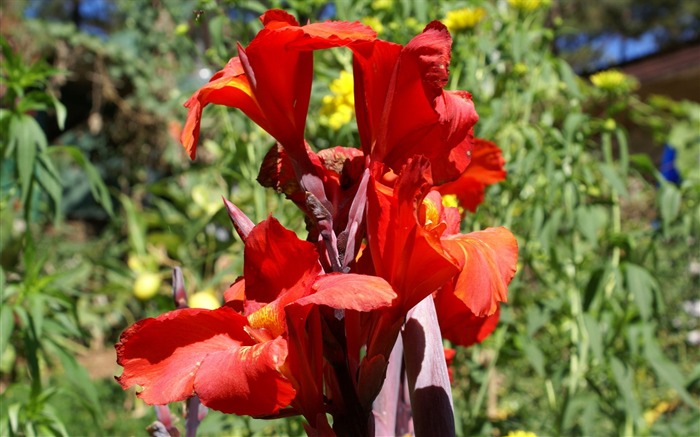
[352,22,479,184]
[116,216,396,418]
[181,10,376,164]
[366,158,459,314]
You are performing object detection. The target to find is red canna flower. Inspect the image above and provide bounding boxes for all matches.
[122,9,521,435]
[352,21,479,185]
[181,10,376,165]
[366,158,459,315]
[116,215,396,419]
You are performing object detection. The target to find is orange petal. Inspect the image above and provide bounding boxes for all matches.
[441,227,518,317]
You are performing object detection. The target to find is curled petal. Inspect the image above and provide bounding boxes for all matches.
[438,139,507,212]
[294,273,397,311]
[260,9,300,27]
[181,58,268,159]
[441,227,518,317]
[182,12,375,162]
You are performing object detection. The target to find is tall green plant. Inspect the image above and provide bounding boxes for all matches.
[0,36,111,436]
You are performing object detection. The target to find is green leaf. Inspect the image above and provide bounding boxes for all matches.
[8,403,20,434]
[629,153,660,179]
[10,115,38,207]
[575,205,606,245]
[599,163,628,196]
[50,339,102,423]
[51,97,67,131]
[0,304,14,356]
[522,341,545,377]
[34,154,63,221]
[44,146,113,216]
[557,58,580,97]
[120,194,147,255]
[583,314,603,363]
[615,128,629,174]
[563,113,587,145]
[610,357,642,426]
[624,263,656,321]
[526,306,550,337]
[658,182,681,228]
[643,326,698,409]
[582,266,606,311]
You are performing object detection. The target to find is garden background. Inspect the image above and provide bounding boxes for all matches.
[1,0,698,436]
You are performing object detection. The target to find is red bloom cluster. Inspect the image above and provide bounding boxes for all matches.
[116,10,517,436]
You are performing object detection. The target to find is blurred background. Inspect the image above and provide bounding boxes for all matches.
[1,0,698,436]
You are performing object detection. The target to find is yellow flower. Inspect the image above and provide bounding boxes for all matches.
[361,16,384,35]
[644,399,678,427]
[442,7,486,32]
[589,69,639,93]
[508,0,550,11]
[513,62,528,75]
[441,194,459,209]
[320,71,355,130]
[133,272,162,300]
[504,431,538,437]
[371,0,392,11]
[188,290,220,310]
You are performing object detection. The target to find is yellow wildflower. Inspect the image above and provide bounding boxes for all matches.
[441,194,460,209]
[371,0,392,11]
[188,289,220,310]
[508,0,550,12]
[442,7,486,32]
[320,71,355,131]
[644,399,678,427]
[589,69,639,93]
[361,16,384,35]
[513,62,528,75]
[504,431,538,437]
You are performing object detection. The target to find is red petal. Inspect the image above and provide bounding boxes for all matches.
[434,283,500,346]
[441,227,518,317]
[194,336,296,415]
[223,277,245,307]
[353,23,478,184]
[116,307,295,415]
[242,17,375,160]
[367,158,459,312]
[181,57,268,159]
[438,138,507,212]
[244,217,322,303]
[287,20,377,50]
[352,40,403,156]
[294,273,397,311]
[260,9,300,28]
